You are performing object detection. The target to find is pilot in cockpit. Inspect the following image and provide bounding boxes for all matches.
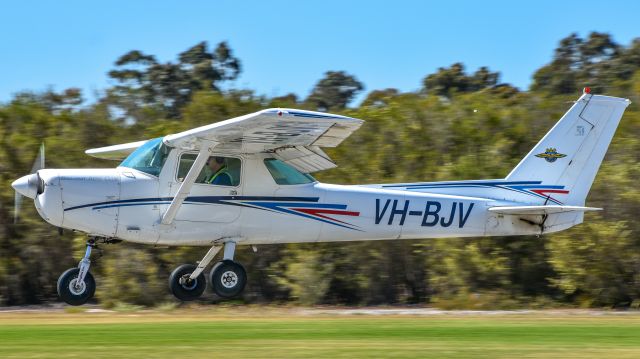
[203,156,232,186]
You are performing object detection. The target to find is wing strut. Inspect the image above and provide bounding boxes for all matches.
[161,141,216,225]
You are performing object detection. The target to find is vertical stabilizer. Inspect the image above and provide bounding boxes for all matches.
[506,93,630,205]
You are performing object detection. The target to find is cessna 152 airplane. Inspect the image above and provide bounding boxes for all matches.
[11,90,630,305]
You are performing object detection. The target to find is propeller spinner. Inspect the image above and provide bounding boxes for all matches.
[12,143,45,223]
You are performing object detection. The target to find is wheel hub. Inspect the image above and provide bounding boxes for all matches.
[179,275,198,290]
[220,271,238,288]
[69,278,86,296]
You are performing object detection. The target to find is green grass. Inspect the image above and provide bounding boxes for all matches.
[1,310,640,358]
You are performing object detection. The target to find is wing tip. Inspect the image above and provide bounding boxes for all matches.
[261,108,362,122]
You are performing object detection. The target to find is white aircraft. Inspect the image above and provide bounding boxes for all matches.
[11,90,630,305]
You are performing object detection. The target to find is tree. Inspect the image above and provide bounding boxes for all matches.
[531,32,631,94]
[422,63,500,97]
[361,88,399,107]
[107,41,241,120]
[547,220,640,307]
[305,71,364,111]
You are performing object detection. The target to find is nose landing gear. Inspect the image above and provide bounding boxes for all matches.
[57,238,97,306]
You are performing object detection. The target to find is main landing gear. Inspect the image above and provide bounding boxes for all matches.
[57,238,98,306]
[169,241,247,301]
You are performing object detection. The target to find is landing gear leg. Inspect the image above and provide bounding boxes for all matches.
[169,245,221,301]
[57,239,97,306]
[210,241,247,298]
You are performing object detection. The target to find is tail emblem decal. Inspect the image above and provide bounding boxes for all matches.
[535,148,567,163]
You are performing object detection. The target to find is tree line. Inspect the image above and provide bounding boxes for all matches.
[1,32,639,308]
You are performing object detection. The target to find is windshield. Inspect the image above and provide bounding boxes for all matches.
[264,158,315,185]
[120,138,170,176]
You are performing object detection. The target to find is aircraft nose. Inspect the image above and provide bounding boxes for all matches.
[12,174,39,199]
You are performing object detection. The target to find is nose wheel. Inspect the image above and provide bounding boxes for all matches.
[57,267,96,306]
[57,239,97,306]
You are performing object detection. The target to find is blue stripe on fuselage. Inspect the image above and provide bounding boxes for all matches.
[64,196,320,212]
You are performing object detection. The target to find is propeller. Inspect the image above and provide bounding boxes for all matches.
[13,143,45,223]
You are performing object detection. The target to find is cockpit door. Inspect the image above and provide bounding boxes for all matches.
[164,151,242,223]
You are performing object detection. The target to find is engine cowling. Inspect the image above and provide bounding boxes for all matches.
[36,169,121,237]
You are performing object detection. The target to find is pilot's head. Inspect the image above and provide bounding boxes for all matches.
[207,156,225,171]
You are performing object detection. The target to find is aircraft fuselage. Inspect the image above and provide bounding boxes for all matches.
[31,151,570,247]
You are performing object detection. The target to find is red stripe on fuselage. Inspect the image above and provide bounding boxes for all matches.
[531,189,569,196]
[290,208,360,225]
[530,189,569,203]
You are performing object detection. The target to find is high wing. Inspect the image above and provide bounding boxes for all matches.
[163,108,363,172]
[86,108,364,172]
[85,140,148,160]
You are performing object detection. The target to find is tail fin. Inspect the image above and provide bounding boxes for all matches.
[506,92,630,206]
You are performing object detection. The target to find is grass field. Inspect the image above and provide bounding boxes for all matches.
[1,307,640,358]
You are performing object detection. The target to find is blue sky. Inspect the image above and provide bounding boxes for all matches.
[1,0,639,104]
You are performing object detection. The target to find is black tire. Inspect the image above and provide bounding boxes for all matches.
[57,267,96,306]
[169,264,206,301]
[210,260,247,298]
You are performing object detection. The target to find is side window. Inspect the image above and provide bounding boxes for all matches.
[177,154,241,187]
[264,158,315,185]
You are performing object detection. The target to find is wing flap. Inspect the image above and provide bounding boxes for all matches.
[273,146,336,173]
[488,205,602,215]
[311,123,361,147]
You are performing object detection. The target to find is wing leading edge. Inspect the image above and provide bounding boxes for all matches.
[85,140,148,160]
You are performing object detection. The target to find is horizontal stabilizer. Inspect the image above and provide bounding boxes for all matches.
[488,205,602,215]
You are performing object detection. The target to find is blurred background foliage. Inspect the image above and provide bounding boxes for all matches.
[1,32,640,308]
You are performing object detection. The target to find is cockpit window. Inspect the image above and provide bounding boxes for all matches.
[264,158,315,185]
[119,137,170,176]
[177,154,241,187]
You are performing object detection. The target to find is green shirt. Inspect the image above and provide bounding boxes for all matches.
[206,165,232,186]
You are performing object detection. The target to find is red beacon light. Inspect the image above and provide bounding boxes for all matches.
[583,87,591,94]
